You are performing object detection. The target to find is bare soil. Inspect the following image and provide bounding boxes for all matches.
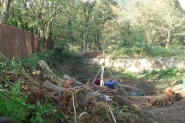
[26,66,185,123]
[2,52,185,123]
[65,52,185,123]
[120,79,185,123]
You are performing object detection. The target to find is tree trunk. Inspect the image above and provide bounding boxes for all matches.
[84,28,89,53]
[1,0,11,24]
[43,17,54,54]
[42,80,67,93]
[166,30,173,48]
[38,60,140,109]
[38,60,66,85]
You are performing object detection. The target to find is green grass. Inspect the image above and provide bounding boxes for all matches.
[114,67,185,82]
[21,52,46,70]
[148,45,184,57]
[109,44,185,59]
[0,81,29,123]
[0,54,69,123]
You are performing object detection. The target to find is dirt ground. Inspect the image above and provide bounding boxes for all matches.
[2,52,185,123]
[118,80,185,123]
[66,52,185,123]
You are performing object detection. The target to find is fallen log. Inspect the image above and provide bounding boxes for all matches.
[63,75,83,86]
[127,95,168,107]
[38,60,66,85]
[127,89,182,107]
[42,80,67,93]
[42,78,139,110]
[38,60,140,110]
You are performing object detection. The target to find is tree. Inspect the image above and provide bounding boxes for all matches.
[135,0,185,48]
[93,0,117,54]
[1,0,11,24]
[81,0,96,53]
[20,0,66,53]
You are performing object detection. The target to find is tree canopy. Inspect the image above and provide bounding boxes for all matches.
[1,0,185,56]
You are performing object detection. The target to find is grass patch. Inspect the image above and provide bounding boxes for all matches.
[0,54,70,123]
[112,66,185,82]
[109,45,185,59]
[21,52,46,70]
[140,68,184,80]
[116,71,137,79]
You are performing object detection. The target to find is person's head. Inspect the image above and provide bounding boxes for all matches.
[97,75,100,78]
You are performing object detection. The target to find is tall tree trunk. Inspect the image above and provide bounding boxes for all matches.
[146,31,157,44]
[84,28,89,53]
[43,17,54,54]
[1,0,11,24]
[166,30,174,48]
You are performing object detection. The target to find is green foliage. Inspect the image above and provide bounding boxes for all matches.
[109,44,185,59]
[21,52,46,70]
[0,80,29,123]
[30,102,68,123]
[0,55,22,71]
[0,54,69,123]
[62,48,82,58]
[3,0,185,57]
[157,68,182,79]
[109,43,151,58]
[0,86,69,123]
[148,45,179,57]
[0,55,33,122]
[114,66,185,82]
[112,105,152,123]
[116,71,137,79]
[73,74,88,83]
[141,68,184,80]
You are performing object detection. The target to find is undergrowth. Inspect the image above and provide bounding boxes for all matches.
[109,44,185,59]
[115,67,185,82]
[0,53,69,123]
[0,52,154,123]
[77,94,152,123]
[21,52,46,70]
[1,45,185,123]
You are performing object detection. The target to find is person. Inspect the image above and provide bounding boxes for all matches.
[104,77,117,89]
[94,76,100,85]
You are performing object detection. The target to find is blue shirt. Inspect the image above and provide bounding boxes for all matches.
[105,80,117,89]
